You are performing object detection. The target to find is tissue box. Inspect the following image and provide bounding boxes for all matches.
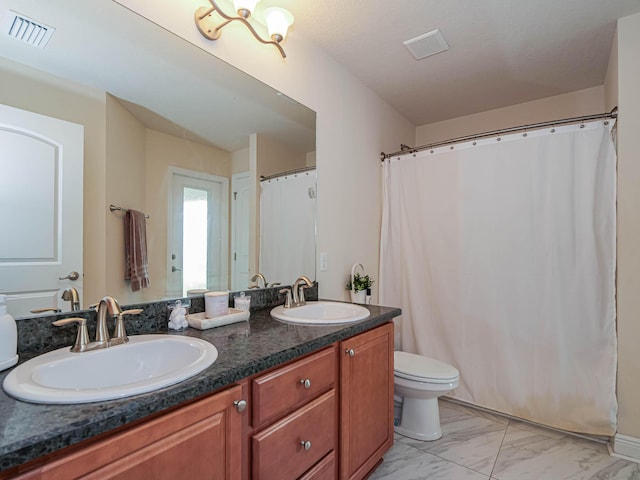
[186,308,250,330]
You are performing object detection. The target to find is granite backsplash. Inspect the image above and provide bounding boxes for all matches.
[15,284,318,358]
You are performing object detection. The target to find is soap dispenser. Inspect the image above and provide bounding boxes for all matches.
[0,294,18,371]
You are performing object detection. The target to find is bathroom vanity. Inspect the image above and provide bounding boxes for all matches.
[0,303,399,479]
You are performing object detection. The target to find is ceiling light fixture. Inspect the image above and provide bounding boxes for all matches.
[195,0,294,58]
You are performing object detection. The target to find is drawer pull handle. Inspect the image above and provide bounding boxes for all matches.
[300,440,312,451]
[300,378,312,389]
[234,400,247,413]
[346,348,355,357]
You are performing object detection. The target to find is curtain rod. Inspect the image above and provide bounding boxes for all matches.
[260,166,316,182]
[380,107,618,161]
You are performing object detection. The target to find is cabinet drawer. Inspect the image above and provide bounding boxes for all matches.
[299,451,336,480]
[252,346,336,427]
[252,390,336,480]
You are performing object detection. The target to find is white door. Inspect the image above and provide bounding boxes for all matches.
[168,167,228,297]
[231,173,250,290]
[0,104,84,318]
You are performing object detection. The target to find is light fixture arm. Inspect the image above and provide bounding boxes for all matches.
[195,0,287,58]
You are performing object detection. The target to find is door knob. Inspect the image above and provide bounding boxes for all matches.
[346,348,355,357]
[171,266,182,272]
[58,271,80,281]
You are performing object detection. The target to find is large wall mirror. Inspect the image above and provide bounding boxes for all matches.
[0,0,316,318]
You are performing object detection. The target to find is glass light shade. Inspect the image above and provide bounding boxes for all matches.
[234,0,260,16]
[264,7,294,41]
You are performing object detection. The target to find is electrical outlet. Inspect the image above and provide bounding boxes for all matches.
[320,252,328,271]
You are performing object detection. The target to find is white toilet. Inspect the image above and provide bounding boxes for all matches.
[394,351,460,441]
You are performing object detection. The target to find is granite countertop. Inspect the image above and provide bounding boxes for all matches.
[0,304,400,472]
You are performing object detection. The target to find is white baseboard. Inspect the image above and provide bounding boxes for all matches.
[610,434,640,464]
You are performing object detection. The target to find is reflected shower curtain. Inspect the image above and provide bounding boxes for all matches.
[380,121,617,434]
[260,170,316,286]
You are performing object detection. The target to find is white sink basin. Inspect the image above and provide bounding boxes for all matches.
[2,335,218,404]
[271,301,370,325]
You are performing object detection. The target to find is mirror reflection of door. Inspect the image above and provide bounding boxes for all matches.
[0,104,83,318]
[168,167,228,297]
[231,173,250,291]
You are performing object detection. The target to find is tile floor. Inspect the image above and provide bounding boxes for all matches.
[370,400,640,480]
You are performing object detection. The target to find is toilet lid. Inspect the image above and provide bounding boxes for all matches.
[394,351,459,384]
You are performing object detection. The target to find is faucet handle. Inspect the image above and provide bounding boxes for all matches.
[53,317,90,353]
[112,309,143,345]
[30,307,62,314]
[279,288,293,308]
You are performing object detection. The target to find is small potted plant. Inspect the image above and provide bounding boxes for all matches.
[346,273,373,304]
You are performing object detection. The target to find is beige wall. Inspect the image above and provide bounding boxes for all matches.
[415,86,605,145]
[614,11,640,440]
[256,134,307,178]
[306,151,317,168]
[105,95,147,305]
[231,147,249,175]
[0,58,107,306]
[604,29,619,112]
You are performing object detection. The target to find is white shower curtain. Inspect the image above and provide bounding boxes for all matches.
[380,120,617,435]
[260,170,316,286]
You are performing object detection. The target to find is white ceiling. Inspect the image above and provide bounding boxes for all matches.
[280,0,640,125]
[1,0,639,145]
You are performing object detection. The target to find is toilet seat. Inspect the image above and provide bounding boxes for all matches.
[394,351,459,384]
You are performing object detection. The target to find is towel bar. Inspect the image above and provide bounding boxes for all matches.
[109,204,149,218]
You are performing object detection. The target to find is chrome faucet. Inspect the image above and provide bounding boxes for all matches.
[95,296,122,346]
[53,296,142,352]
[62,287,81,311]
[292,276,313,307]
[31,288,81,314]
[249,273,267,289]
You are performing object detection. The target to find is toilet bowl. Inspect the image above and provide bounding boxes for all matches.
[394,351,459,441]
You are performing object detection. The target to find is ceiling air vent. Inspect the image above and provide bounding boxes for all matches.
[2,10,55,49]
[403,29,449,60]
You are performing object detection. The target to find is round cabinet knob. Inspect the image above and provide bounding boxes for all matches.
[346,348,355,357]
[300,378,311,389]
[300,440,312,451]
[234,400,247,413]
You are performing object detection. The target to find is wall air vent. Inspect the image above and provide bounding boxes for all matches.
[403,29,449,61]
[2,10,55,49]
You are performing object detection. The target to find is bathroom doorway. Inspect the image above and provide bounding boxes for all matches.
[231,172,250,291]
[0,104,84,317]
[167,167,228,297]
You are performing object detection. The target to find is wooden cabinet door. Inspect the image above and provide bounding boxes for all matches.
[35,385,245,480]
[340,323,394,480]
